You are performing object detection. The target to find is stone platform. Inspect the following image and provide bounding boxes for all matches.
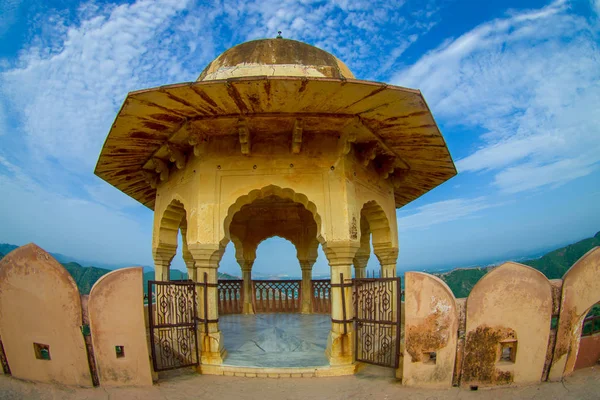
[219,313,330,368]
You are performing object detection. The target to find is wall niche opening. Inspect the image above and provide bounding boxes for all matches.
[115,345,125,358]
[33,343,51,360]
[423,351,437,365]
[498,340,517,364]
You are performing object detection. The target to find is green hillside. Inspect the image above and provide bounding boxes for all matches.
[0,244,17,257]
[435,231,600,298]
[435,267,490,299]
[521,231,600,279]
[62,262,113,295]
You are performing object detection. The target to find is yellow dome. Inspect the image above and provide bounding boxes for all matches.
[198,38,355,81]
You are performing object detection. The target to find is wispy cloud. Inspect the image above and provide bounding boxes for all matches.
[397,197,502,231]
[393,0,600,194]
[0,0,441,266]
[0,156,150,263]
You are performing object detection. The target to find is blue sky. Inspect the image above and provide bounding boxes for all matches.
[0,0,599,277]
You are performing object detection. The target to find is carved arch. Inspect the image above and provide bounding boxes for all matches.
[155,199,187,250]
[222,185,324,246]
[358,200,397,267]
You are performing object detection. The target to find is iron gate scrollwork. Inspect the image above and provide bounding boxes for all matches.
[148,280,199,371]
[354,277,401,368]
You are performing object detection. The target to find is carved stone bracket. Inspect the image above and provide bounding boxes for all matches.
[356,142,378,167]
[238,119,251,155]
[141,170,159,189]
[390,168,409,188]
[188,133,208,157]
[375,156,397,180]
[150,158,169,181]
[291,119,303,154]
[166,144,186,170]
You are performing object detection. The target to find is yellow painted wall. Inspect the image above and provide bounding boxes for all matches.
[403,272,458,387]
[463,262,552,386]
[549,247,600,379]
[0,244,92,387]
[88,267,153,386]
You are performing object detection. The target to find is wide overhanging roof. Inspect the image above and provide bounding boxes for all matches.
[95,76,457,210]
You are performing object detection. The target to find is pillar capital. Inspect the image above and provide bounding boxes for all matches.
[373,245,398,266]
[353,254,369,269]
[323,241,360,266]
[153,244,177,263]
[237,258,254,273]
[299,259,316,271]
[188,243,223,269]
[153,244,177,281]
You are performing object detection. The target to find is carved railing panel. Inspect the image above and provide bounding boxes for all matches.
[218,280,243,314]
[311,279,331,314]
[252,280,301,313]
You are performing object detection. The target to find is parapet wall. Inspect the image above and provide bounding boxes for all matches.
[0,244,152,387]
[402,248,600,388]
[0,243,598,388]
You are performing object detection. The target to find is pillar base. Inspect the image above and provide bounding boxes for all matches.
[243,303,255,314]
[200,330,226,365]
[325,330,354,366]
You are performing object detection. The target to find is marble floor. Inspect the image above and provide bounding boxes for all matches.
[220,313,330,368]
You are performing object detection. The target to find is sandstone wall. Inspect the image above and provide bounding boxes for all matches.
[462,262,552,386]
[0,244,92,386]
[88,268,152,386]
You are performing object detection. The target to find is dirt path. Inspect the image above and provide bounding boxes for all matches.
[0,366,598,400]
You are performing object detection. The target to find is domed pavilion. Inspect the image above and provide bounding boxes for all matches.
[95,38,456,370]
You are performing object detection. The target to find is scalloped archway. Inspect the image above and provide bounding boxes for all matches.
[222,185,324,247]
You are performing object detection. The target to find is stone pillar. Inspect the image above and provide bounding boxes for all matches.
[353,254,369,279]
[238,259,255,314]
[153,244,177,281]
[299,260,315,314]
[188,243,226,365]
[182,252,196,281]
[374,246,398,278]
[324,241,359,365]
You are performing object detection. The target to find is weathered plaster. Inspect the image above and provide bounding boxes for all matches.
[549,247,600,380]
[0,244,92,387]
[403,272,458,388]
[88,268,153,386]
[463,262,553,386]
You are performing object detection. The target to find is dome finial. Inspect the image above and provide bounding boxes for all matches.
[276,30,283,39]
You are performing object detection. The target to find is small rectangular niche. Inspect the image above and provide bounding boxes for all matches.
[498,340,517,364]
[33,343,51,360]
[115,345,125,358]
[422,351,437,365]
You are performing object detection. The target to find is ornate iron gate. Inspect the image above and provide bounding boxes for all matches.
[354,277,401,368]
[148,280,199,371]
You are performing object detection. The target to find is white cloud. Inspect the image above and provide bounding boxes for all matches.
[397,197,501,231]
[0,0,442,266]
[0,156,151,264]
[393,0,600,194]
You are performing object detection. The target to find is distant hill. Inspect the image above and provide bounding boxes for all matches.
[62,262,113,295]
[435,267,490,299]
[0,245,239,295]
[435,231,600,298]
[521,231,600,279]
